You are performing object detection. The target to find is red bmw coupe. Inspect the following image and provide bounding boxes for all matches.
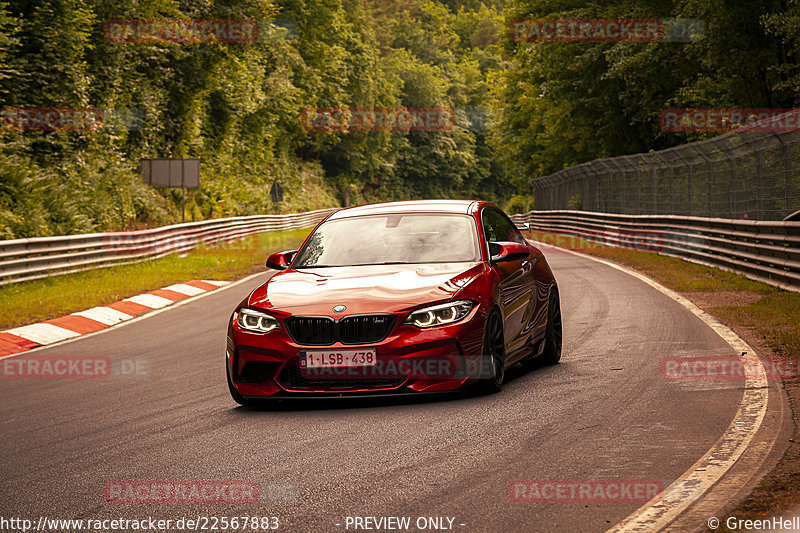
[226,200,561,403]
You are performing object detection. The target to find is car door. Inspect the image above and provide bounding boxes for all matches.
[481,207,535,360]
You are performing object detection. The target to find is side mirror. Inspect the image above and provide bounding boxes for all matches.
[266,250,297,270]
[490,241,530,264]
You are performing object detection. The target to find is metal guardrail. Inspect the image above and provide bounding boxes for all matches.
[511,210,800,292]
[8,205,796,292]
[0,208,338,286]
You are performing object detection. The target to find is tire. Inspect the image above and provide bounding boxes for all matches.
[541,288,563,365]
[477,309,506,394]
[227,363,255,407]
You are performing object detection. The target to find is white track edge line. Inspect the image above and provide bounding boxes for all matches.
[530,240,771,532]
[0,271,269,360]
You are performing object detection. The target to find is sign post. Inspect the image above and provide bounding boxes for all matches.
[270,180,284,213]
[141,158,200,222]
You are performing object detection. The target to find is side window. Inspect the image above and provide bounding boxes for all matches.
[482,210,499,244]
[483,208,525,245]
[504,214,527,245]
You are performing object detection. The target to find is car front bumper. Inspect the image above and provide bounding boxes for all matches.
[227,307,487,397]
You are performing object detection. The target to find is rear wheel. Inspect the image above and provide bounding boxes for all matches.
[477,310,506,394]
[541,288,562,365]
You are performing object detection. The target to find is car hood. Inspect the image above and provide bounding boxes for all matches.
[248,262,485,315]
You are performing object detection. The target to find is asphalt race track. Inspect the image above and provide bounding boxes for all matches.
[0,247,789,532]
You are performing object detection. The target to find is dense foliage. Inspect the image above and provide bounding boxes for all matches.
[0,0,506,238]
[3,0,800,238]
[494,0,800,191]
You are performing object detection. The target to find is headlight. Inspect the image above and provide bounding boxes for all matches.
[403,300,475,328]
[236,308,279,334]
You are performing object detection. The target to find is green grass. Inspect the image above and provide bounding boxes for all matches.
[712,292,800,359]
[0,227,311,330]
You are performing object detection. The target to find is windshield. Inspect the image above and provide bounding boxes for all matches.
[292,213,480,267]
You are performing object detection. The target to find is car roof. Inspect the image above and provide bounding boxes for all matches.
[327,200,482,220]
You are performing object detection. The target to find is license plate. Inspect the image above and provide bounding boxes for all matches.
[300,350,377,369]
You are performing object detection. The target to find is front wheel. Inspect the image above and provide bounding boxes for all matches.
[477,310,506,394]
[541,288,562,365]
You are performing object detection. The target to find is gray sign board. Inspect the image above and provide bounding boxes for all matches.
[141,158,200,189]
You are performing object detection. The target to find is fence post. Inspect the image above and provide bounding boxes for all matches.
[669,165,675,214]
[651,153,670,214]
[597,160,615,213]
[618,157,638,214]
[771,131,793,219]
[652,167,658,213]
[637,165,642,213]
[604,158,623,213]
[692,144,713,217]
[707,159,713,217]
[718,143,737,218]
[576,164,592,211]
[735,133,764,219]
[582,166,591,211]
[670,149,691,216]
[608,165,614,213]
[755,149,762,220]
